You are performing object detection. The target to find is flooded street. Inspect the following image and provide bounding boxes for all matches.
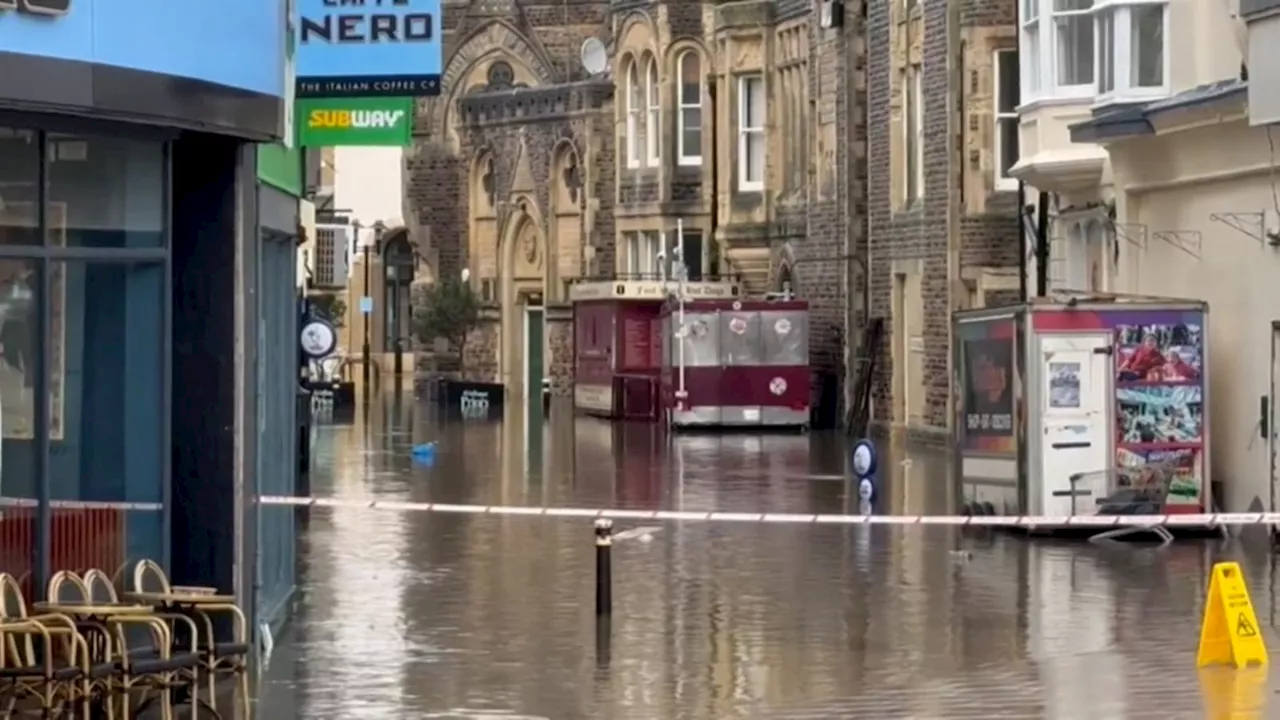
[259,396,1280,719]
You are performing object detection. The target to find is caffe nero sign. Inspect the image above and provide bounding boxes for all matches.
[295,0,443,98]
[296,96,414,146]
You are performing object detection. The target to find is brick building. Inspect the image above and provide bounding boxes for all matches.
[866,0,1022,439]
[406,0,867,416]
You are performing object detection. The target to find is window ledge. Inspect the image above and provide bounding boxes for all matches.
[1016,95,1098,115]
[1092,90,1170,112]
[893,199,925,216]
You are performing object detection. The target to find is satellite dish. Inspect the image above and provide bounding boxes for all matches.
[580,38,609,76]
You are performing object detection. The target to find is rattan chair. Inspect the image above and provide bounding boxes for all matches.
[0,573,95,718]
[132,560,250,719]
[51,570,204,720]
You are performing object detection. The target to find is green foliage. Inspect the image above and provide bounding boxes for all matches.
[309,293,347,328]
[413,280,480,369]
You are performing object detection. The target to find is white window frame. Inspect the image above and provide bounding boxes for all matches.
[624,59,641,169]
[1094,0,1169,104]
[903,65,923,203]
[645,56,660,166]
[676,50,702,166]
[737,73,765,192]
[1021,0,1041,99]
[1021,0,1168,105]
[993,50,1020,192]
[1051,0,1095,95]
[625,232,641,275]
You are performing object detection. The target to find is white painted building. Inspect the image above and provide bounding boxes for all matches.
[332,147,405,234]
[1010,0,1280,511]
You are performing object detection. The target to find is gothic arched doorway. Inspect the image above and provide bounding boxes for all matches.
[381,230,414,365]
[499,199,547,398]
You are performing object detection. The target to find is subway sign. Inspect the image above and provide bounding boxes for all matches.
[0,0,71,14]
[295,0,442,98]
[295,96,414,147]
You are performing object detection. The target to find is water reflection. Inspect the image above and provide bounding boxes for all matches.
[259,395,1279,718]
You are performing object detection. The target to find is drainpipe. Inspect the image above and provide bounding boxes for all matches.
[1018,180,1028,301]
[1035,190,1050,296]
[675,217,688,410]
[707,73,722,280]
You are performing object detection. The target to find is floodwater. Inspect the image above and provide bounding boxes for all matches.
[259,395,1280,719]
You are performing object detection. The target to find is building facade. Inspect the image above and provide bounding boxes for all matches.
[0,0,294,634]
[407,0,866,417]
[1032,0,1263,510]
[866,0,1022,439]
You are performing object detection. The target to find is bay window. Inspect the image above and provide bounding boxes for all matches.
[1054,0,1094,89]
[1021,0,1167,102]
[1022,0,1042,95]
[1097,0,1167,99]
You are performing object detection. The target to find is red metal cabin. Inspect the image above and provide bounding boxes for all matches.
[570,279,741,420]
[661,299,811,429]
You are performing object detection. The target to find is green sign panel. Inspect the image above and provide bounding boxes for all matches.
[296,97,414,147]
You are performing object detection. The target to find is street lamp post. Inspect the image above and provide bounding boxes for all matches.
[360,220,387,397]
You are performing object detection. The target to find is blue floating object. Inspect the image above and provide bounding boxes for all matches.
[411,442,436,457]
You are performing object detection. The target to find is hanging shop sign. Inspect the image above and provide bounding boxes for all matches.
[295,0,442,98]
[296,97,414,146]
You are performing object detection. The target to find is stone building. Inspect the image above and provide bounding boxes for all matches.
[866,0,1022,439]
[613,0,866,419]
[406,0,867,414]
[406,1,614,398]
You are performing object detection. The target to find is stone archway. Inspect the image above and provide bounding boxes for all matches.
[498,198,548,396]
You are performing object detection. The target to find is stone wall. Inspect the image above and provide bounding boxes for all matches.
[865,0,1019,433]
[405,2,614,394]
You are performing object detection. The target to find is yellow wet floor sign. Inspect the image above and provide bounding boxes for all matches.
[1197,561,1268,668]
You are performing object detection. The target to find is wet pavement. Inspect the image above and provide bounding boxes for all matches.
[259,395,1280,719]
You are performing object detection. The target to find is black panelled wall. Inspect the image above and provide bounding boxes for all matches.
[170,132,241,592]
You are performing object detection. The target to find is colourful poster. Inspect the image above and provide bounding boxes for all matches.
[1112,315,1205,510]
[956,319,1017,454]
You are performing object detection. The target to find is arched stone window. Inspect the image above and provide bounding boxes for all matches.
[623,57,643,168]
[644,54,660,165]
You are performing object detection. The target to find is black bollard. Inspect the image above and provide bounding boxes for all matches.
[594,518,613,616]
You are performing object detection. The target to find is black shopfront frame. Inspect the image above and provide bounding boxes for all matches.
[0,109,174,596]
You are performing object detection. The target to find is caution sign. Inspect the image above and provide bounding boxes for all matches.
[1197,561,1269,668]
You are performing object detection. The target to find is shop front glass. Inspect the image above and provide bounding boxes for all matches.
[0,124,167,597]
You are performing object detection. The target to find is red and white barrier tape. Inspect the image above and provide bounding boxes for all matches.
[5,495,1275,528]
[256,495,1280,528]
[0,497,163,512]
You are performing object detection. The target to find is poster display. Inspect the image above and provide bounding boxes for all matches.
[1112,316,1206,509]
[958,320,1016,454]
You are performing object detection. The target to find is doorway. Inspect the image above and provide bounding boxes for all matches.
[524,304,544,401]
[1040,333,1112,516]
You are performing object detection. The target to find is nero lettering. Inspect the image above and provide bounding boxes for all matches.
[301,10,433,44]
[0,0,71,15]
[308,110,405,129]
